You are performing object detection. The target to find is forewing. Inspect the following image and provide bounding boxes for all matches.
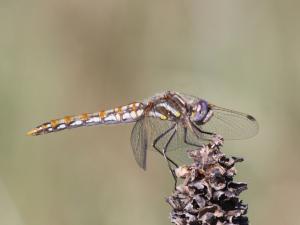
[130,118,148,170]
[198,105,259,140]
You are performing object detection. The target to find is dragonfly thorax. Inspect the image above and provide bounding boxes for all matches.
[190,100,213,125]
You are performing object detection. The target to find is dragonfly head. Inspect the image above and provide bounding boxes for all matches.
[190,100,213,125]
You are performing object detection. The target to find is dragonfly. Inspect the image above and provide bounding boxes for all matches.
[27,91,258,183]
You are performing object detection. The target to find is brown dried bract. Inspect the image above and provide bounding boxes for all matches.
[166,135,249,225]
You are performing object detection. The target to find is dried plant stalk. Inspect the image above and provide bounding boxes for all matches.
[166,135,249,225]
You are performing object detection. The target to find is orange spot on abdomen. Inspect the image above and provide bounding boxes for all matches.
[80,113,89,121]
[64,116,73,125]
[50,120,58,128]
[99,111,106,119]
[132,102,137,111]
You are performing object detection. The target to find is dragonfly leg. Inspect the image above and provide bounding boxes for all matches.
[183,127,202,147]
[191,123,215,140]
[162,128,178,189]
[152,124,178,168]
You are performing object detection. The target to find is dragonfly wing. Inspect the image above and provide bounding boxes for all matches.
[144,117,191,166]
[131,116,215,168]
[131,116,188,167]
[197,105,259,140]
[137,117,209,166]
[130,118,148,170]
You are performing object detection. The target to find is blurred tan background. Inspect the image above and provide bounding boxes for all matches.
[0,0,300,225]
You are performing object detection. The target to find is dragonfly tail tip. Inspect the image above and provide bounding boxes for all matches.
[26,129,37,136]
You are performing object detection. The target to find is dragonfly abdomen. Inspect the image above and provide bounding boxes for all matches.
[27,102,145,136]
[101,102,145,124]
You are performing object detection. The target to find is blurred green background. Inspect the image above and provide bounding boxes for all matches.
[1,1,300,225]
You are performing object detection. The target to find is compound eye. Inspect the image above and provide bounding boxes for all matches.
[192,100,208,123]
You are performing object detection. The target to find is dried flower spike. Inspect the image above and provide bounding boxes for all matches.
[166,135,249,225]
